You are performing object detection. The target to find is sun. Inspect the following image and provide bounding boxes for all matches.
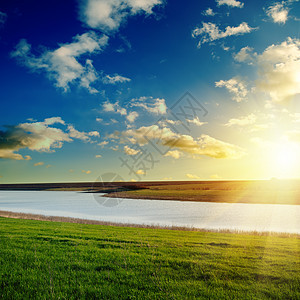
[271,142,299,178]
[275,145,297,167]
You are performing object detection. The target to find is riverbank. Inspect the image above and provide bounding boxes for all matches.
[1,209,298,237]
[0,216,299,299]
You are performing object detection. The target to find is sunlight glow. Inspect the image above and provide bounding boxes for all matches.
[271,142,300,178]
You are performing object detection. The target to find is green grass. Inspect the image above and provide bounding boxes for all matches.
[0,217,299,299]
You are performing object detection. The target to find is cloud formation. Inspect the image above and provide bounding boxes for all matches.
[67,125,99,140]
[113,125,245,159]
[130,97,167,114]
[0,117,99,160]
[233,46,256,63]
[187,117,207,127]
[164,150,183,159]
[192,22,256,48]
[79,0,163,32]
[11,32,108,93]
[266,2,289,24]
[126,111,139,123]
[215,78,248,102]
[233,38,300,102]
[102,100,127,115]
[256,37,300,102]
[216,0,244,8]
[202,8,216,16]
[103,74,131,84]
[124,145,140,155]
[98,141,109,147]
[186,173,201,179]
[224,114,256,127]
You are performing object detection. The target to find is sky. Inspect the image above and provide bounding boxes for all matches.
[0,0,300,183]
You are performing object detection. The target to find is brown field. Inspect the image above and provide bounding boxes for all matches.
[1,179,300,205]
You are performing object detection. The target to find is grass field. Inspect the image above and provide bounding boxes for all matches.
[107,180,300,205]
[0,217,299,299]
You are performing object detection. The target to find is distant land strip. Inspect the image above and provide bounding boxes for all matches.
[0,180,300,205]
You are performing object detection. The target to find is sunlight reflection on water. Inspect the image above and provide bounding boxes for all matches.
[0,191,299,233]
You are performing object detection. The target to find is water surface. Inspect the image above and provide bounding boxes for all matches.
[0,191,299,233]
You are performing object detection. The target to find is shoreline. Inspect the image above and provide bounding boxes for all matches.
[1,179,300,205]
[0,209,299,237]
[103,191,300,205]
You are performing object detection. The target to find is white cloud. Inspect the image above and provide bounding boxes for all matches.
[266,2,289,24]
[233,38,300,103]
[89,131,100,137]
[79,0,163,32]
[67,125,99,141]
[216,0,244,8]
[256,37,300,102]
[124,145,140,155]
[34,162,44,167]
[224,113,257,127]
[164,150,183,159]
[103,74,131,84]
[187,117,207,127]
[98,141,109,147]
[202,8,216,16]
[186,173,201,180]
[215,78,248,102]
[233,46,256,63]
[0,150,30,161]
[102,101,115,112]
[102,101,127,115]
[115,125,245,159]
[11,32,108,93]
[157,119,182,127]
[193,134,245,159]
[68,125,89,140]
[130,97,167,114]
[0,117,98,160]
[95,154,102,158]
[44,117,66,125]
[192,22,256,48]
[126,111,139,123]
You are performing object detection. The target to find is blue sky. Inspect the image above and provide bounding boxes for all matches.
[0,0,300,183]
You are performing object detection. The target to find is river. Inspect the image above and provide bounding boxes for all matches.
[0,191,299,233]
